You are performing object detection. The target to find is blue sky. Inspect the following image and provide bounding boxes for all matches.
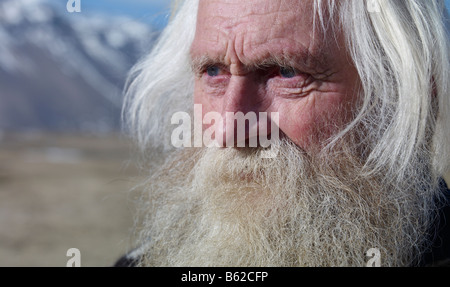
[49,0,172,28]
[80,0,171,26]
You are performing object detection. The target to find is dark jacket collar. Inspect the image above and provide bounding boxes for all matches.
[421,179,450,266]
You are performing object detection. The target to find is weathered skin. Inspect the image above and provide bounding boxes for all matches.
[190,0,360,151]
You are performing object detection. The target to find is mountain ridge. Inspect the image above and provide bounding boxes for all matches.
[0,0,157,133]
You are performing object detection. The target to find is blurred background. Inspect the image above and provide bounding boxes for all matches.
[0,0,170,267]
[0,0,449,267]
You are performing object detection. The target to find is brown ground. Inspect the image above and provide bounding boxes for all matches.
[0,132,143,267]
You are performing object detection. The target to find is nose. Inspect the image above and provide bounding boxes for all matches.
[214,76,273,148]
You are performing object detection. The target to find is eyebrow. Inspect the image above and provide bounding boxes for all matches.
[190,55,223,76]
[189,50,328,76]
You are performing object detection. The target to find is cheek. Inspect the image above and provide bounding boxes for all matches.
[194,81,223,129]
[277,92,353,150]
[194,81,212,118]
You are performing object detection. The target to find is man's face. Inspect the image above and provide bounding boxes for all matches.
[134,0,436,267]
[190,0,360,151]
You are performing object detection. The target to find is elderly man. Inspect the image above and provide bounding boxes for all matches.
[116,0,450,267]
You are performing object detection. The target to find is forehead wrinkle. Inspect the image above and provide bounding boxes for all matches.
[198,0,306,40]
[240,37,329,73]
[191,27,328,74]
[192,0,329,75]
[200,0,293,21]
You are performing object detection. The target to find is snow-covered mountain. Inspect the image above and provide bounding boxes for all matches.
[0,0,157,133]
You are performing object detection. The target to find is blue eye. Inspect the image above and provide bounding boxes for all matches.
[206,66,221,77]
[279,67,297,78]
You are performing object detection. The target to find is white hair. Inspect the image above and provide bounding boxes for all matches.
[123,0,450,182]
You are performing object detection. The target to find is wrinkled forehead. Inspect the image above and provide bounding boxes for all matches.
[195,0,316,36]
[192,0,333,64]
[197,0,313,20]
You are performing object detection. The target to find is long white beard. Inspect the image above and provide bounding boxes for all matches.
[134,138,439,267]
